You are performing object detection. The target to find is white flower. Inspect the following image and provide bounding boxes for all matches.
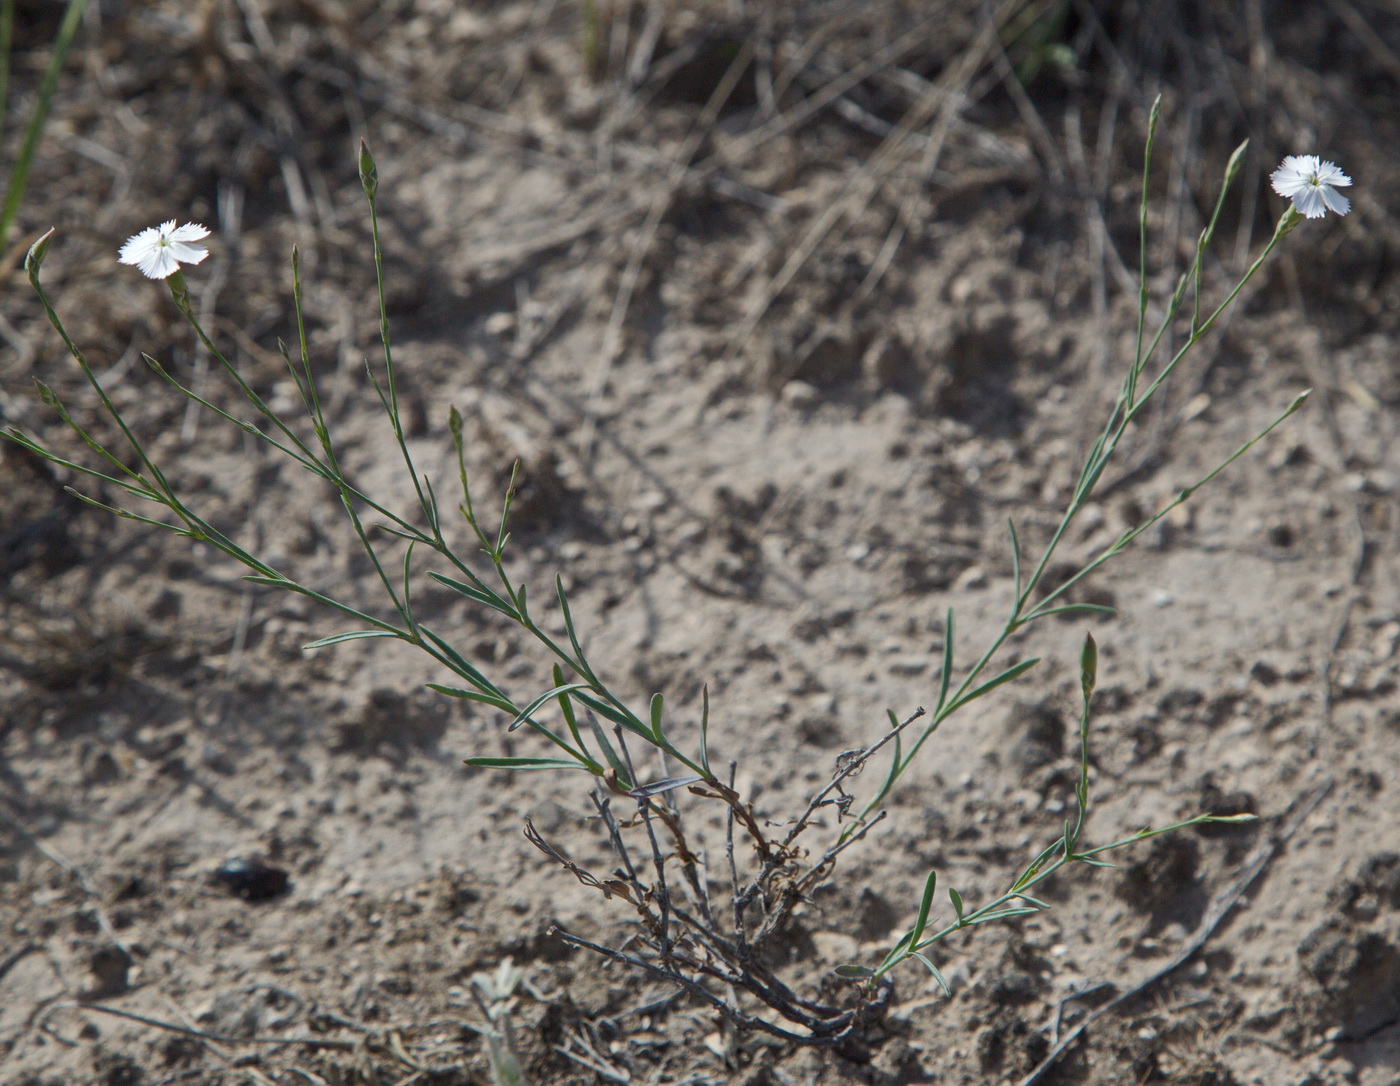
[1270,155,1352,219]
[118,220,211,279]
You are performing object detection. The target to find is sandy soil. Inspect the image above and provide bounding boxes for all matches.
[3,3,1400,1084]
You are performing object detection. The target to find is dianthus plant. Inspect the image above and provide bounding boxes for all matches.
[7,101,1336,1044]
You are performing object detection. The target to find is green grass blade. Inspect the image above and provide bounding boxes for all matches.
[1,0,90,248]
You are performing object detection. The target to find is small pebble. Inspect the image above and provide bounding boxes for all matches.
[780,380,820,410]
[484,312,515,336]
[213,857,290,902]
[954,565,987,591]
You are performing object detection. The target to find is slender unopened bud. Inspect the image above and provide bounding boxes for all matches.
[1277,205,1303,239]
[1223,139,1248,189]
[166,269,193,316]
[1080,632,1098,703]
[26,227,55,281]
[358,139,378,200]
[33,378,60,410]
[1144,95,1162,153]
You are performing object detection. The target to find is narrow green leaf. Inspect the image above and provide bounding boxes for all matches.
[833,964,876,979]
[243,575,292,588]
[495,460,519,555]
[698,684,713,779]
[420,626,507,700]
[427,571,517,618]
[401,539,416,621]
[948,657,1039,712]
[1031,603,1117,619]
[303,630,402,650]
[649,692,664,742]
[507,683,592,733]
[1021,840,1062,881]
[879,721,902,800]
[873,942,908,976]
[970,906,1040,924]
[464,757,583,771]
[1008,518,1022,601]
[377,522,428,543]
[935,608,954,713]
[912,952,952,996]
[421,473,440,535]
[911,870,937,944]
[590,716,631,788]
[426,683,515,713]
[553,664,587,753]
[64,490,174,530]
[629,775,701,799]
[574,690,650,739]
[948,886,965,922]
[555,575,589,671]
